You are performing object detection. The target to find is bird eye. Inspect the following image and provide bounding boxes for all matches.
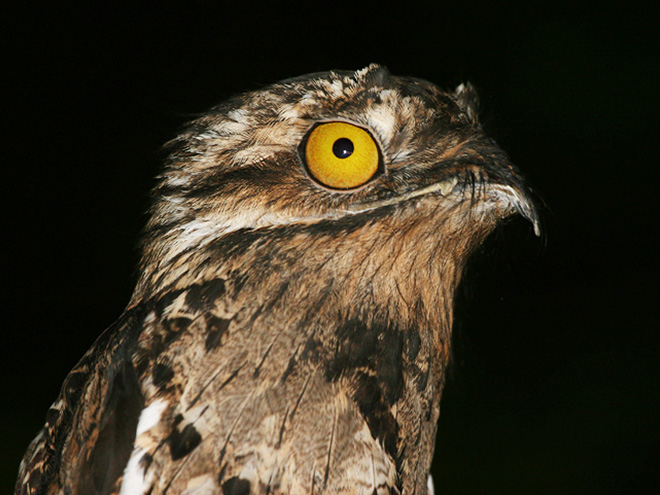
[303,122,380,190]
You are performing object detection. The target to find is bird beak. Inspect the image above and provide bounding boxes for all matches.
[489,182,542,237]
[347,176,541,237]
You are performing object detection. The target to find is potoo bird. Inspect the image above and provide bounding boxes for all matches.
[16,65,539,495]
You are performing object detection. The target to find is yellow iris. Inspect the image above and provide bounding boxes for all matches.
[304,122,380,189]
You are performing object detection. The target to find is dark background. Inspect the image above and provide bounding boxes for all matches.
[3,2,658,493]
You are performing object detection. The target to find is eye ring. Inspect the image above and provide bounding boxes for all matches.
[300,121,383,190]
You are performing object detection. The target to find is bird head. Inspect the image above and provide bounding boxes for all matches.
[133,64,538,334]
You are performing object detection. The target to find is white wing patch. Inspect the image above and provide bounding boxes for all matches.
[120,399,168,495]
[120,447,152,495]
[136,399,168,437]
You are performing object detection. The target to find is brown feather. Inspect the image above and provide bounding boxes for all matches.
[16,64,538,495]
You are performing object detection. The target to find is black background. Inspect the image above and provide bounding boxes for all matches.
[3,2,659,493]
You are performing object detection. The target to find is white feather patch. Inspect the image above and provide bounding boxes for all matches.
[120,400,168,495]
[120,447,151,495]
[136,399,168,437]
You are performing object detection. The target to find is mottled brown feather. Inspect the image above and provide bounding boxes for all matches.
[16,65,537,495]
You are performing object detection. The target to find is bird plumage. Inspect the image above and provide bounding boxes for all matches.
[16,64,538,495]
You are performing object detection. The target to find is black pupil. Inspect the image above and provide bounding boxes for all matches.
[332,138,354,159]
